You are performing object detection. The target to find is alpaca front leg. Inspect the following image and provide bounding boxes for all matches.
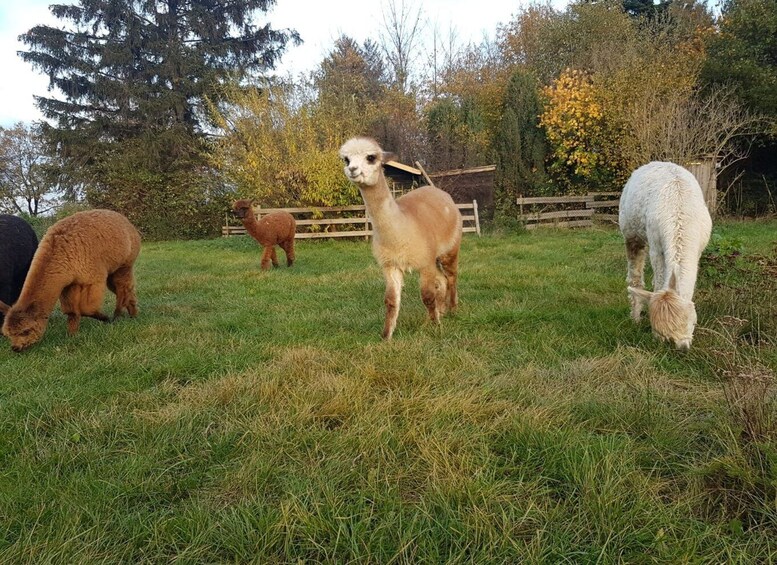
[260,246,274,270]
[60,285,83,335]
[382,267,403,340]
[270,246,280,268]
[82,284,110,323]
[625,237,647,321]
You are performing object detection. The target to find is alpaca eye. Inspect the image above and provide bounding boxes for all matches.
[343,157,350,165]
[366,155,376,164]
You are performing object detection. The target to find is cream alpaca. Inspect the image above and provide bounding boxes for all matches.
[619,161,712,350]
[339,136,462,339]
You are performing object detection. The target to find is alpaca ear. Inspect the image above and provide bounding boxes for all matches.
[0,300,9,314]
[382,151,398,164]
[628,286,654,305]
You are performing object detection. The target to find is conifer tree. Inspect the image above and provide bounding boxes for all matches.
[494,69,549,221]
[19,0,299,238]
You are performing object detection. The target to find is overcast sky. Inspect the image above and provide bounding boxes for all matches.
[0,0,569,127]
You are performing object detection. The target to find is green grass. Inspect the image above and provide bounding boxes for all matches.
[1,218,776,563]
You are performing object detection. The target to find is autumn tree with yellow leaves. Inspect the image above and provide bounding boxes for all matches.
[539,69,626,193]
[210,81,360,208]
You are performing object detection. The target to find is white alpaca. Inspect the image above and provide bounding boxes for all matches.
[339,137,463,339]
[619,161,712,350]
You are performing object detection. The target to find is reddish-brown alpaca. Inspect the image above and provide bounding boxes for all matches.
[0,209,141,352]
[232,199,296,270]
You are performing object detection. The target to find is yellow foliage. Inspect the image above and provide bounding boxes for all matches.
[539,69,625,190]
[209,83,362,207]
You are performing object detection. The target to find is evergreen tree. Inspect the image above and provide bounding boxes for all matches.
[622,0,670,19]
[702,0,777,120]
[494,69,549,221]
[19,0,299,238]
[315,36,388,113]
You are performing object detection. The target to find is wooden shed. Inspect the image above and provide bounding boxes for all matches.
[384,161,424,194]
[429,165,496,211]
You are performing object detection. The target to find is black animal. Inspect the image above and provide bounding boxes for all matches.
[0,215,38,320]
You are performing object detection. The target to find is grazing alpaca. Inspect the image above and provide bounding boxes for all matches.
[0,209,141,351]
[619,161,712,350]
[339,136,462,339]
[0,215,38,323]
[232,199,296,270]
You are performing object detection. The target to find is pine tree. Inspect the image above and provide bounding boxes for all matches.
[19,0,299,238]
[494,69,549,221]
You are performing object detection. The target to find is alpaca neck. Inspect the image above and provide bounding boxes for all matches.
[240,210,265,240]
[665,260,699,301]
[359,175,402,232]
[16,248,71,313]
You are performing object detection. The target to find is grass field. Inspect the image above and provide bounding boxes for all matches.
[1,218,776,562]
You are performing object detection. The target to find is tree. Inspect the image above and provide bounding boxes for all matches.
[422,37,510,172]
[702,0,777,123]
[19,0,299,238]
[0,123,61,216]
[494,69,550,219]
[314,35,388,134]
[621,0,670,19]
[540,69,626,193]
[210,80,359,208]
[380,0,424,93]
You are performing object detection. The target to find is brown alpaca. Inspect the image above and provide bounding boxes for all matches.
[0,209,141,351]
[232,199,296,270]
[339,137,462,340]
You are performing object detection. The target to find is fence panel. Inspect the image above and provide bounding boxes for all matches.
[516,192,621,229]
[222,201,481,239]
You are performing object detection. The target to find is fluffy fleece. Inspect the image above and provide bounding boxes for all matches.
[232,199,296,270]
[618,161,712,350]
[1,209,141,351]
[339,136,462,340]
[0,215,38,322]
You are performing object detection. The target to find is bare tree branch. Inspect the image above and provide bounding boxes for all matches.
[380,0,425,93]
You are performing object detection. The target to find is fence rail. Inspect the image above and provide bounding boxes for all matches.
[222,200,480,239]
[516,192,621,230]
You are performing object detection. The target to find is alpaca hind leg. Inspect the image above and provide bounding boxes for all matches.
[382,267,404,340]
[438,248,459,313]
[109,266,138,318]
[281,238,295,267]
[625,237,647,322]
[61,285,83,335]
[420,267,446,323]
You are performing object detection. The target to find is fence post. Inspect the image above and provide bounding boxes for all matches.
[473,200,481,236]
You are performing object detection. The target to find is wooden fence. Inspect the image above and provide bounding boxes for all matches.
[516,192,621,230]
[222,200,481,239]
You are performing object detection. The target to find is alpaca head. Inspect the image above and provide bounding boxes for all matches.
[232,199,255,220]
[628,271,697,351]
[1,302,48,352]
[339,137,397,187]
